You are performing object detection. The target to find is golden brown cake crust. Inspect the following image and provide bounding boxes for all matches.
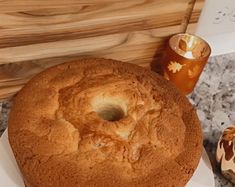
[8,58,203,187]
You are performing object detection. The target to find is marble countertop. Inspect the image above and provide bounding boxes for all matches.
[1,53,235,186]
[189,53,235,187]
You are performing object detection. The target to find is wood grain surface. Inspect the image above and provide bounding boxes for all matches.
[0,0,204,101]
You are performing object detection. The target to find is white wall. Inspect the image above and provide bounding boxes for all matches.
[196,0,235,56]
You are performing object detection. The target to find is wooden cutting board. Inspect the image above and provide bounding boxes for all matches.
[0,0,204,101]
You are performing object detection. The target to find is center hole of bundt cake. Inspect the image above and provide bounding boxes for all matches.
[92,96,127,122]
[97,105,125,121]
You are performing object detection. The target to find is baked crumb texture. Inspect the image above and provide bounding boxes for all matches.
[8,59,202,187]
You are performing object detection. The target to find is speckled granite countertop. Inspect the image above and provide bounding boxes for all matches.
[1,53,235,186]
[188,53,235,187]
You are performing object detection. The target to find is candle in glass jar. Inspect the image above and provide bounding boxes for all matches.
[160,33,211,95]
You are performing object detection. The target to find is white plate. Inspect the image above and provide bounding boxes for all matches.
[186,148,215,187]
[0,130,215,187]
